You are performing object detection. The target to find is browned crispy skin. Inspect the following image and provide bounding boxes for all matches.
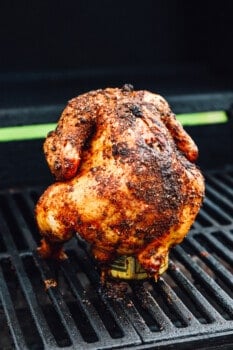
[35,85,205,280]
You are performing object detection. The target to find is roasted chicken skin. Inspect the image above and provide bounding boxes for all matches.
[35,85,205,280]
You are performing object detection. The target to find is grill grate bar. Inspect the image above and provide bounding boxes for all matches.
[156,277,200,327]
[5,193,37,250]
[204,197,233,225]
[205,173,233,199]
[186,235,233,289]
[115,276,205,344]
[98,292,142,348]
[193,205,218,228]
[61,259,117,341]
[218,173,233,187]
[215,172,233,188]
[197,233,233,266]
[60,257,141,349]
[0,211,63,348]
[0,267,27,350]
[174,245,233,318]
[168,260,224,323]
[11,256,59,348]
[117,294,158,341]
[65,247,143,346]
[205,184,233,211]
[17,190,42,244]
[221,229,233,245]
[205,184,233,221]
[0,203,20,253]
[129,283,175,331]
[31,253,89,350]
[71,246,169,342]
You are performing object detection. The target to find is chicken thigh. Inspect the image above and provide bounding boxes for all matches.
[35,85,205,280]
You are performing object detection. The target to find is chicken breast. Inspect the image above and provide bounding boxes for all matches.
[35,85,205,280]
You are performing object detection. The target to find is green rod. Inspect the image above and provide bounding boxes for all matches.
[0,111,228,142]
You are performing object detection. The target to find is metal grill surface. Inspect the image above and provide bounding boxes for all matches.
[0,169,233,349]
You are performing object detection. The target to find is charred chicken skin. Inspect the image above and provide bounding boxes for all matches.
[35,85,205,280]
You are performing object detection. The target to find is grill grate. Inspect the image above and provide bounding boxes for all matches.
[0,170,233,349]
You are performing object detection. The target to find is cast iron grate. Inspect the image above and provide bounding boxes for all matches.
[0,169,233,349]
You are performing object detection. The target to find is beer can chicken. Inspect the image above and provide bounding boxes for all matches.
[35,85,205,280]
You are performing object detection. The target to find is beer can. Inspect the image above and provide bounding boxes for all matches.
[108,255,148,280]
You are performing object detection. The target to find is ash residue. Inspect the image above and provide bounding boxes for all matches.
[99,278,155,307]
[100,279,133,301]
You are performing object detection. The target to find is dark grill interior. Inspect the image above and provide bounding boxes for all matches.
[0,168,233,350]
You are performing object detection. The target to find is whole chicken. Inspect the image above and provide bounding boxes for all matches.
[35,85,205,280]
